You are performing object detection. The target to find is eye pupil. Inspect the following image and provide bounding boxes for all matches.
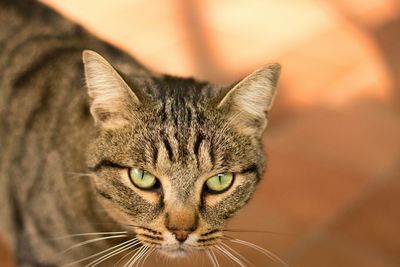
[205,172,234,193]
[129,168,157,190]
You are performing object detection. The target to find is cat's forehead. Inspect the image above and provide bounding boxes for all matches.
[148,75,218,102]
[136,77,223,130]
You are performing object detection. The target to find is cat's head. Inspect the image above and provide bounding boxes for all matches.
[82,50,280,257]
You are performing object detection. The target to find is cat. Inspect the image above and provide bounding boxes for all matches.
[0,0,281,266]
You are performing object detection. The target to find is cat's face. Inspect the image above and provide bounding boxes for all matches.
[83,50,280,257]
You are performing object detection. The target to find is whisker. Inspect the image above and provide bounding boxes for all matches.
[85,240,141,267]
[124,246,145,267]
[125,246,148,267]
[210,249,221,267]
[66,172,96,178]
[213,245,234,265]
[114,248,137,267]
[84,222,133,227]
[124,247,140,267]
[138,247,154,267]
[220,243,254,267]
[206,250,218,267]
[222,229,290,235]
[134,246,151,267]
[122,224,141,228]
[61,234,128,253]
[227,238,289,267]
[215,245,247,267]
[53,231,128,240]
[62,239,137,267]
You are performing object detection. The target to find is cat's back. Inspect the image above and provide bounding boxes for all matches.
[0,0,88,113]
[0,0,89,158]
[0,0,91,246]
[0,0,148,114]
[0,0,141,249]
[0,0,146,147]
[0,0,84,66]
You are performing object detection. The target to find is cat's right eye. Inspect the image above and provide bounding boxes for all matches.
[129,168,157,190]
[205,172,234,193]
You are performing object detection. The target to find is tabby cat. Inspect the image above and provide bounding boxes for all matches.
[0,0,281,266]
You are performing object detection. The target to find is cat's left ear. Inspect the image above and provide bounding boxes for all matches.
[82,50,140,129]
[217,64,281,136]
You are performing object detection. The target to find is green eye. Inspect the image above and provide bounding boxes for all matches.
[129,168,157,189]
[205,172,234,193]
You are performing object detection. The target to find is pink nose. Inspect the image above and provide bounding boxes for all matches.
[165,211,197,243]
[172,230,190,243]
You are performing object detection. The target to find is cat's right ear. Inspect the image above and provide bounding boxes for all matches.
[82,50,139,129]
[217,64,281,136]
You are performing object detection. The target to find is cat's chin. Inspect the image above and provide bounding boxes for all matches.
[159,248,191,258]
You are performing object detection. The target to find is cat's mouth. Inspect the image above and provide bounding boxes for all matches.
[134,235,194,256]
[158,241,219,258]
[133,227,222,258]
[160,246,189,258]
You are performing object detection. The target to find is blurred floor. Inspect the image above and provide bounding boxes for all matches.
[2,0,400,266]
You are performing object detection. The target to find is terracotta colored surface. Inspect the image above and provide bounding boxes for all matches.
[2,0,399,266]
[0,236,15,267]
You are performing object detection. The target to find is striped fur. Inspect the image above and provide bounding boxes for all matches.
[0,0,280,266]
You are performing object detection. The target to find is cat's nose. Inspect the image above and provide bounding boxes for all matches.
[172,230,191,243]
[165,210,198,242]
[167,224,195,243]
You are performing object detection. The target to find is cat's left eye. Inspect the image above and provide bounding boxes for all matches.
[205,172,234,193]
[129,168,157,190]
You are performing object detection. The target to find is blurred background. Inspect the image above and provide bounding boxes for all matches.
[2,0,400,266]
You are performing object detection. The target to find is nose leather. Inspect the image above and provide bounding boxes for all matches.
[165,211,198,243]
[173,230,190,243]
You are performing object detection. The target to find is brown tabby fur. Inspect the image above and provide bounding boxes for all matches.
[0,0,280,266]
